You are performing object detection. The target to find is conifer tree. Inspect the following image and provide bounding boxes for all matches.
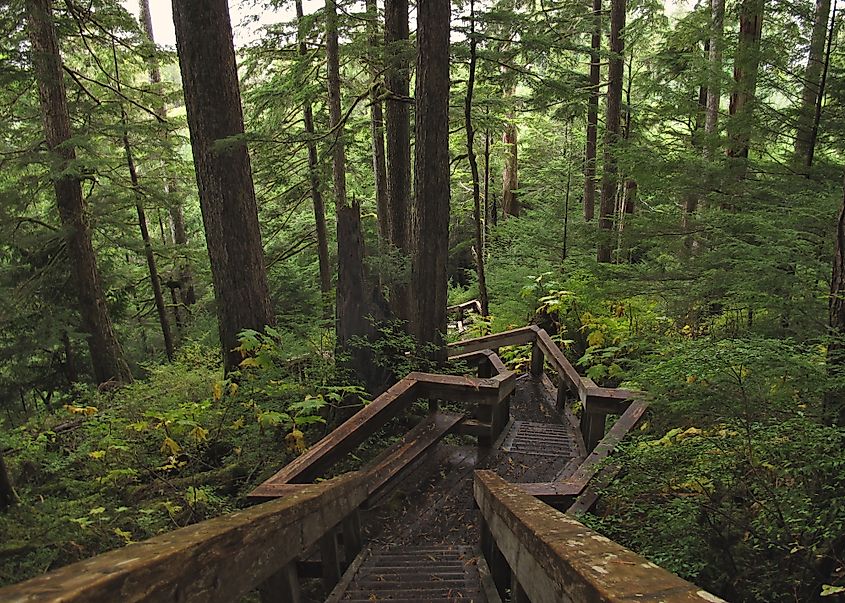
[795,0,833,168]
[26,0,131,384]
[171,0,275,372]
[411,0,451,359]
[584,0,602,222]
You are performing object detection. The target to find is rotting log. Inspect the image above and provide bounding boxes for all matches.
[475,471,726,603]
[0,473,367,603]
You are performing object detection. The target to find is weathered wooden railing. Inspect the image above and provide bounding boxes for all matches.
[475,471,725,603]
[0,473,367,603]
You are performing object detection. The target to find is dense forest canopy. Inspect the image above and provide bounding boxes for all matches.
[2,0,845,600]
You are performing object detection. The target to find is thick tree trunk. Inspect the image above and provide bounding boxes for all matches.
[26,0,131,385]
[172,0,275,372]
[384,0,412,323]
[366,0,389,246]
[113,43,174,362]
[584,0,601,222]
[727,0,764,177]
[326,0,373,381]
[295,0,332,313]
[0,451,17,512]
[827,174,845,425]
[795,0,832,166]
[704,0,724,156]
[598,0,625,263]
[465,0,489,317]
[484,123,491,246]
[411,0,451,361]
[139,0,195,311]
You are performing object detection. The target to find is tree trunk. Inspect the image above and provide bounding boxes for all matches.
[384,0,412,323]
[727,0,765,177]
[172,0,275,372]
[795,0,832,166]
[411,0,451,361]
[295,0,332,314]
[26,0,131,385]
[139,0,195,311]
[827,174,845,426]
[704,0,724,156]
[113,43,174,362]
[326,0,373,380]
[807,0,836,170]
[683,46,710,224]
[502,122,520,217]
[484,122,491,246]
[0,451,17,512]
[465,0,489,317]
[598,0,625,263]
[584,0,601,222]
[366,0,389,246]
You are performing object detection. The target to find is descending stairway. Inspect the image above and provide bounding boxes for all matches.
[327,546,486,602]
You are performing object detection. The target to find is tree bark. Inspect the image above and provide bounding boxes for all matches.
[704,0,724,156]
[502,121,520,217]
[172,0,275,372]
[727,0,765,177]
[827,174,845,425]
[807,0,836,170]
[325,0,372,380]
[366,0,389,247]
[795,0,832,166]
[584,0,601,222]
[465,0,489,317]
[139,0,195,311]
[598,0,625,263]
[0,451,17,512]
[113,44,175,362]
[411,0,451,361]
[295,0,332,313]
[384,0,412,323]
[26,0,131,385]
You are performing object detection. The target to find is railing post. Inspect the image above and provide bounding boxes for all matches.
[511,570,530,603]
[581,408,607,453]
[556,382,567,410]
[341,510,363,564]
[259,561,301,603]
[480,517,510,599]
[530,340,544,378]
[320,526,342,588]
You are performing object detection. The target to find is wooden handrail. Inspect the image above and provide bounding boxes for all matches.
[475,470,725,603]
[249,367,515,498]
[0,473,367,603]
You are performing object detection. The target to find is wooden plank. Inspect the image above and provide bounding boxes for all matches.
[324,548,371,603]
[0,473,367,603]
[488,353,508,375]
[249,378,420,496]
[515,480,581,503]
[535,330,583,398]
[457,418,492,438]
[363,412,464,500]
[567,400,648,489]
[566,462,621,516]
[474,471,726,603]
[585,386,637,415]
[320,528,342,588]
[415,371,501,403]
[447,325,538,356]
[492,370,517,401]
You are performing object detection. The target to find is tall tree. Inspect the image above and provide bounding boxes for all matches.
[598,0,626,263]
[464,0,489,317]
[366,0,389,246]
[325,0,372,379]
[799,0,835,169]
[26,0,131,384]
[384,0,412,322]
[0,451,17,512]
[827,174,845,425]
[295,0,332,311]
[727,0,765,177]
[171,0,274,372]
[704,0,724,155]
[584,0,601,222]
[411,0,451,359]
[502,121,520,217]
[139,0,194,312]
[113,44,175,362]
